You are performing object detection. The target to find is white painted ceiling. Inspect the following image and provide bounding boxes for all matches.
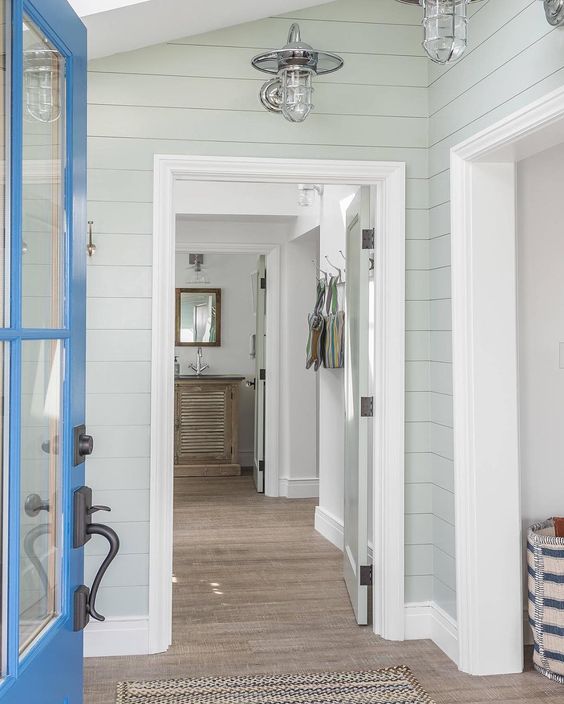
[69,0,334,59]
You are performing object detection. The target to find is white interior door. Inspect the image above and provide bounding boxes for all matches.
[253,255,267,493]
[344,187,372,625]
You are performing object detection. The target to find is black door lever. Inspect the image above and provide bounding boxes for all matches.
[73,486,120,630]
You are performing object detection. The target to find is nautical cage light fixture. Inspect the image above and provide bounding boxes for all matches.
[251,23,343,123]
[396,0,481,65]
[24,48,62,123]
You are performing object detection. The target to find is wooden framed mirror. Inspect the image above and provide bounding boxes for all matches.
[175,288,222,347]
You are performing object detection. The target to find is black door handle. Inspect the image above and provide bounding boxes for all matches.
[72,486,120,630]
[85,522,120,621]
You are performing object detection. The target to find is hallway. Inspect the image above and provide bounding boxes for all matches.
[84,476,559,703]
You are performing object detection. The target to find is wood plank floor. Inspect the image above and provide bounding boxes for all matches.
[84,475,564,703]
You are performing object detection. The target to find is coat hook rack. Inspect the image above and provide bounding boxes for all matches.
[312,259,329,282]
[87,221,96,257]
[325,255,344,283]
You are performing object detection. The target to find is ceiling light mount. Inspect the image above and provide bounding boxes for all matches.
[252,23,343,123]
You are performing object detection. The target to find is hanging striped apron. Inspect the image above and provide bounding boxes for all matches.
[306,279,326,371]
[323,276,345,369]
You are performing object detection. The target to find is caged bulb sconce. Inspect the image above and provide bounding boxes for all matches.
[24,48,62,123]
[396,0,482,65]
[543,0,564,26]
[251,23,343,123]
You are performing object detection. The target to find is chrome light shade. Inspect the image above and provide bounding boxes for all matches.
[252,24,343,123]
[544,0,564,26]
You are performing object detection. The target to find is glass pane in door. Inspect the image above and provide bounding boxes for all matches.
[21,17,65,329]
[19,340,63,653]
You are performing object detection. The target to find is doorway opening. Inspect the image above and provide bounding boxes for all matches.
[148,156,406,656]
[451,85,564,676]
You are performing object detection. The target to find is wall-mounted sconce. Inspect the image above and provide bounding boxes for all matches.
[24,48,62,123]
[396,0,481,65]
[251,24,343,123]
[186,253,210,284]
[543,0,564,26]
[297,183,324,207]
[87,221,96,257]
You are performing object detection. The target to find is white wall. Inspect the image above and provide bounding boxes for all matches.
[426,0,564,621]
[517,143,564,531]
[174,251,257,466]
[314,185,357,547]
[85,0,430,639]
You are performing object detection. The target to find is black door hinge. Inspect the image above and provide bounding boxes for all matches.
[360,396,374,417]
[360,565,373,586]
[260,275,267,290]
[259,368,266,381]
[259,460,265,472]
[362,228,375,249]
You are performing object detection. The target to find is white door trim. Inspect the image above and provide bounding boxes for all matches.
[451,85,564,675]
[150,155,406,654]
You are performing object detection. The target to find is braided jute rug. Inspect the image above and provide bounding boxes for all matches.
[116,666,435,704]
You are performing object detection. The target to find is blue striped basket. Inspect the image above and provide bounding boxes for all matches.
[528,519,564,683]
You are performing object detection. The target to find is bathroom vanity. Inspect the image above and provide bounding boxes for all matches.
[174,375,245,477]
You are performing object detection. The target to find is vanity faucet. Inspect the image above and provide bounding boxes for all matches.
[189,347,209,375]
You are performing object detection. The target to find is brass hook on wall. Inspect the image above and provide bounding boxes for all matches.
[87,221,96,257]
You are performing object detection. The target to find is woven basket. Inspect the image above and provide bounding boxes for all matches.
[528,519,564,683]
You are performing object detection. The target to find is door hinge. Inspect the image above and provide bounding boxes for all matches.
[360,565,373,587]
[259,368,266,381]
[260,275,267,290]
[362,228,375,249]
[259,460,265,472]
[360,396,374,417]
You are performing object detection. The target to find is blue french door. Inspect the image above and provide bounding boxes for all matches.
[0,0,87,702]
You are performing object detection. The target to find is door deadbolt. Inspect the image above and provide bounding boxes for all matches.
[74,425,94,466]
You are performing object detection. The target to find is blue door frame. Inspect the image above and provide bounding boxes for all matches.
[0,0,87,701]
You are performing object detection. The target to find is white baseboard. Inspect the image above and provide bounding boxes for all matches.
[84,617,149,657]
[314,506,344,550]
[405,602,459,664]
[279,477,319,499]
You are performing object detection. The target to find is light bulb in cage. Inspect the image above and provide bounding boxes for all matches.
[422,0,468,65]
[395,0,482,65]
[252,24,343,123]
[24,48,62,123]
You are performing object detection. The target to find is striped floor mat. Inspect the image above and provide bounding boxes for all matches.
[116,667,435,704]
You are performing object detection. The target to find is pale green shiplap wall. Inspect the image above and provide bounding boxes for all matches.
[85,0,435,619]
[428,0,564,620]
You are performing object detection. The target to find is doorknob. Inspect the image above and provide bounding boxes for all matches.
[24,493,50,517]
[245,378,256,389]
[73,486,120,630]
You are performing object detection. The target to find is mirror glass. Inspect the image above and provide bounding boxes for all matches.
[176,288,221,346]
